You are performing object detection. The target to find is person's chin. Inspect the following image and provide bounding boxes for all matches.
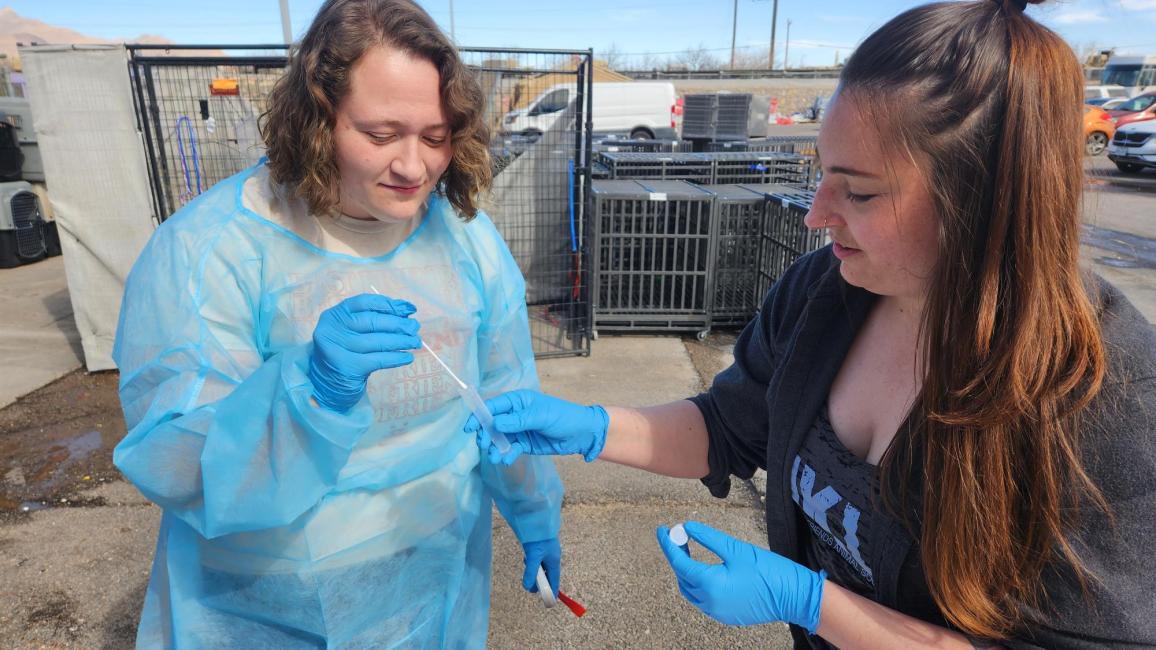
[837,261,867,289]
[371,200,425,222]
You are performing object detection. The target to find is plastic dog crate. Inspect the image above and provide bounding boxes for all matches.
[595,151,714,184]
[590,180,716,337]
[757,188,825,299]
[0,181,46,268]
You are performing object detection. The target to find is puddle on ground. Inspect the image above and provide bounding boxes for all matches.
[1081,224,1156,270]
[0,370,125,521]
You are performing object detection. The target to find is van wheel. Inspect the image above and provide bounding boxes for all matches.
[1115,162,1144,174]
[629,128,654,140]
[1085,132,1108,156]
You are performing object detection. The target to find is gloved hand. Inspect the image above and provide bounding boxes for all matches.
[656,521,826,633]
[522,537,562,598]
[308,293,421,413]
[463,389,609,465]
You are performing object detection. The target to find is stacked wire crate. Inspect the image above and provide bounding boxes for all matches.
[757,188,824,302]
[709,185,768,327]
[595,152,714,184]
[590,180,716,337]
[597,150,813,188]
[589,134,824,336]
[590,179,823,337]
[705,136,819,189]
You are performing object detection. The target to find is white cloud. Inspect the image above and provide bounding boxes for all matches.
[1051,9,1110,24]
[1119,0,1156,10]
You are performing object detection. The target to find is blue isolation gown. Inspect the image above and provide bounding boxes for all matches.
[112,164,564,648]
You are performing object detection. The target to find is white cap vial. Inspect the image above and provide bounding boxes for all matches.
[535,566,556,608]
[669,523,690,555]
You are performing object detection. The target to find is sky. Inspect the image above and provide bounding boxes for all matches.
[11,0,1156,69]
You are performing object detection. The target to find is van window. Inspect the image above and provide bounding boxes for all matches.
[534,89,570,114]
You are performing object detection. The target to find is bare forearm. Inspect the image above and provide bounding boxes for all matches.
[597,401,710,479]
[817,582,1004,650]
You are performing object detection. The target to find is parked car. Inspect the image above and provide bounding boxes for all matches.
[1106,119,1156,173]
[1086,97,1127,110]
[1084,84,1129,102]
[502,82,678,140]
[1106,92,1156,128]
[1084,105,1116,155]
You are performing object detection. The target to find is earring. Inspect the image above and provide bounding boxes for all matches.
[823,216,829,228]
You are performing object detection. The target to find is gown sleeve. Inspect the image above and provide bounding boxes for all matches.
[112,216,373,540]
[470,213,564,544]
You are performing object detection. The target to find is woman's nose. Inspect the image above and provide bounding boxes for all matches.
[803,179,834,231]
[390,138,424,182]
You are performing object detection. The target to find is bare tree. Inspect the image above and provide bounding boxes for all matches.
[675,43,721,71]
[733,47,771,69]
[639,52,666,71]
[601,42,625,71]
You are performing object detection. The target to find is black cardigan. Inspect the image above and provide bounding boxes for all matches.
[690,245,1156,648]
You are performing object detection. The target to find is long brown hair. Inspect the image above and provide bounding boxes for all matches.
[840,0,1107,638]
[260,0,492,218]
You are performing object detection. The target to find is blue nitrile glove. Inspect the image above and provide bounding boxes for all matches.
[463,389,610,465]
[522,538,562,598]
[656,521,826,633]
[308,293,421,413]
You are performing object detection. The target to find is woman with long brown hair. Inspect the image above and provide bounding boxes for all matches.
[468,0,1156,646]
[112,0,564,646]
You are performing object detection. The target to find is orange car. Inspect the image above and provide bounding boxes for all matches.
[1084,105,1116,156]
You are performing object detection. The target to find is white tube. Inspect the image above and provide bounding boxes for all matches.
[458,383,513,455]
[669,523,690,555]
[535,566,556,608]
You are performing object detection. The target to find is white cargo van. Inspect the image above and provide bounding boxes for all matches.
[501,82,677,139]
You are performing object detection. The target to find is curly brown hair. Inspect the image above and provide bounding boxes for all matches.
[260,0,491,219]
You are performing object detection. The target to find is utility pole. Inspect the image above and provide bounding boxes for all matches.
[279,0,292,45]
[449,0,456,41]
[769,0,778,69]
[784,19,792,71]
[730,0,738,69]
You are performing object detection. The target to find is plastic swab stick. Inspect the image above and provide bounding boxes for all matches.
[421,341,512,455]
[368,285,512,455]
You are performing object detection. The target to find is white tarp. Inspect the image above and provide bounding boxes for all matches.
[21,45,156,371]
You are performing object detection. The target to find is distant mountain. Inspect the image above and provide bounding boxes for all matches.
[0,7,222,67]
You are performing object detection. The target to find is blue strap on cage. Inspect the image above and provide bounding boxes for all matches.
[175,116,203,202]
[567,158,578,252]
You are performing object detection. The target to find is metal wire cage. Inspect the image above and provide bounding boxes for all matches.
[757,188,825,301]
[590,179,715,338]
[708,184,769,327]
[595,151,714,183]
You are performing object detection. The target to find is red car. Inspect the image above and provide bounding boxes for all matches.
[1107,92,1156,128]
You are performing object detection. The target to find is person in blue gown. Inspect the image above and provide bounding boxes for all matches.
[112,1,564,646]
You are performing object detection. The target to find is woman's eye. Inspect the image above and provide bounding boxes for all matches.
[845,192,877,204]
[366,132,395,143]
[423,136,447,146]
